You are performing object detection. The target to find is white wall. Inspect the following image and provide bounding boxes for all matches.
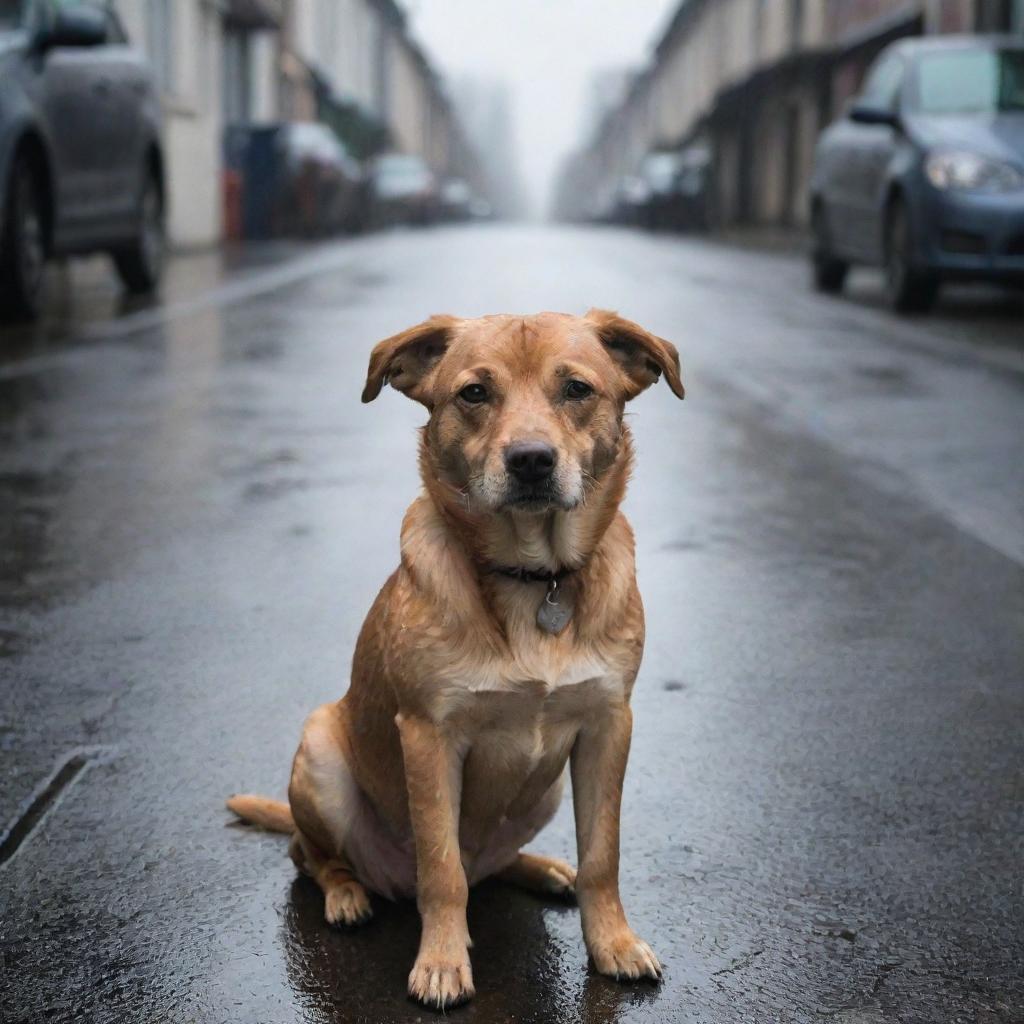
[116,0,224,248]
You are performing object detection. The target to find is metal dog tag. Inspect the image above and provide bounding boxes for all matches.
[537,578,574,635]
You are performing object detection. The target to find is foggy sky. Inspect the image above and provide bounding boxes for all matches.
[405,0,678,216]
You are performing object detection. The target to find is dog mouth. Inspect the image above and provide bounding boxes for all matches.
[500,484,575,513]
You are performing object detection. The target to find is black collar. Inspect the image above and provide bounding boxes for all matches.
[488,565,575,585]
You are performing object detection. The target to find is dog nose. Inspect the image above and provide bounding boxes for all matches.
[506,442,557,483]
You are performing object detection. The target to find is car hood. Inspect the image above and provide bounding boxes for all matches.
[910,113,1024,164]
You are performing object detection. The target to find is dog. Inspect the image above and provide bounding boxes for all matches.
[227,309,684,1008]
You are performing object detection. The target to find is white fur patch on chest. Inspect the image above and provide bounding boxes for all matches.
[462,650,618,696]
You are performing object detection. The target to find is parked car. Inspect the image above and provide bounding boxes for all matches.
[674,142,714,231]
[637,150,684,229]
[368,153,437,227]
[438,177,472,222]
[0,0,165,319]
[630,145,715,232]
[609,175,651,226]
[277,123,364,236]
[810,35,1024,312]
[467,195,493,221]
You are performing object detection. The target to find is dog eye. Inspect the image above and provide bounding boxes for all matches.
[458,383,489,404]
[564,380,594,400]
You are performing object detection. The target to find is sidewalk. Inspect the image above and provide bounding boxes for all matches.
[713,225,810,256]
[0,237,367,377]
[16,240,326,334]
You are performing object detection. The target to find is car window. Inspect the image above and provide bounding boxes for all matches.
[0,0,27,31]
[51,0,117,41]
[912,48,1024,114]
[859,54,904,113]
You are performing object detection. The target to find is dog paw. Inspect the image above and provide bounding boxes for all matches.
[324,881,373,927]
[407,951,475,1009]
[588,930,662,982]
[541,858,577,896]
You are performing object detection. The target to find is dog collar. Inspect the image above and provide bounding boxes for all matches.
[488,566,574,585]
[487,566,576,635]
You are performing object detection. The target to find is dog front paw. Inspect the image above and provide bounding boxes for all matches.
[407,949,475,1009]
[587,929,662,982]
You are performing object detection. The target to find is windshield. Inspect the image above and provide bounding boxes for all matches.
[377,156,426,177]
[377,157,430,186]
[0,0,25,31]
[642,153,680,189]
[913,48,1024,115]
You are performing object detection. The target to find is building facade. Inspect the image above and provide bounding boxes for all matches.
[555,0,1023,229]
[116,0,228,248]
[114,0,478,248]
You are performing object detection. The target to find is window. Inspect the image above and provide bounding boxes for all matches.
[912,48,1024,115]
[974,0,1021,31]
[790,0,804,48]
[0,1,27,32]
[859,54,904,113]
[222,28,252,123]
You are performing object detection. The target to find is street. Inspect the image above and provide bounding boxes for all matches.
[1,225,1022,1024]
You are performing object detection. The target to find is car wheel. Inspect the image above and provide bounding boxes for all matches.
[113,169,164,294]
[0,156,47,320]
[885,199,938,313]
[811,202,848,294]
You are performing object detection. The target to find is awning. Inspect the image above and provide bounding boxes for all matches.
[309,68,391,159]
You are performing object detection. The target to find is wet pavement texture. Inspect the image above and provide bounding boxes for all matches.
[0,226,1022,1024]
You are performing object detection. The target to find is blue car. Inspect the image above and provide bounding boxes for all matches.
[810,35,1024,312]
[0,0,164,319]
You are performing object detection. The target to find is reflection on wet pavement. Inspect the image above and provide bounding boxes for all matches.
[0,226,1021,1023]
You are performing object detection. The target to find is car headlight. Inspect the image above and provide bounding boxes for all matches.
[925,150,1024,193]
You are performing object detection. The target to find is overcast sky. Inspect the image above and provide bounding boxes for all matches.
[404,0,678,216]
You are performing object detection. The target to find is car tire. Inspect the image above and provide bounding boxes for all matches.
[0,155,47,321]
[113,168,164,295]
[885,199,938,314]
[811,202,848,294]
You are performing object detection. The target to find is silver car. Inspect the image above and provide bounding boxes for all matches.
[0,0,165,319]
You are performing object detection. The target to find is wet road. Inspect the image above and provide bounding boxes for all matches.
[1,226,1022,1024]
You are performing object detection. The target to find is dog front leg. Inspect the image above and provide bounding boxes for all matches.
[571,702,662,981]
[396,712,474,1009]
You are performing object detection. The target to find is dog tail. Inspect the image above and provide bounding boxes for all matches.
[226,794,294,834]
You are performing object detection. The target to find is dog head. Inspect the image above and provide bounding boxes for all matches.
[362,310,683,514]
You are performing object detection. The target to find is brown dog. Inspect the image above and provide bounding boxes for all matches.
[228,309,683,1008]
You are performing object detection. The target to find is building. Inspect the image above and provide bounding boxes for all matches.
[116,0,233,248]
[555,0,1023,230]
[115,0,481,249]
[282,1,481,179]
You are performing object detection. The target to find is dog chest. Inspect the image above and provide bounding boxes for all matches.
[439,648,622,718]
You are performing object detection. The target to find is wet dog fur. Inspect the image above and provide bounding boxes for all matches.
[227,309,683,1008]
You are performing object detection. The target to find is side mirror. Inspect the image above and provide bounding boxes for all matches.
[35,5,108,50]
[849,103,901,129]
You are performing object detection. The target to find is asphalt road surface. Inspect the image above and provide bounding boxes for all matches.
[1,226,1022,1024]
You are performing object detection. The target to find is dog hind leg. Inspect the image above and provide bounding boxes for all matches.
[497,852,577,897]
[291,830,373,926]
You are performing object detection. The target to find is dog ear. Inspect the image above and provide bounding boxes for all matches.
[585,309,684,400]
[362,315,459,406]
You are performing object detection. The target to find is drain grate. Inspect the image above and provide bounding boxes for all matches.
[0,746,115,868]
